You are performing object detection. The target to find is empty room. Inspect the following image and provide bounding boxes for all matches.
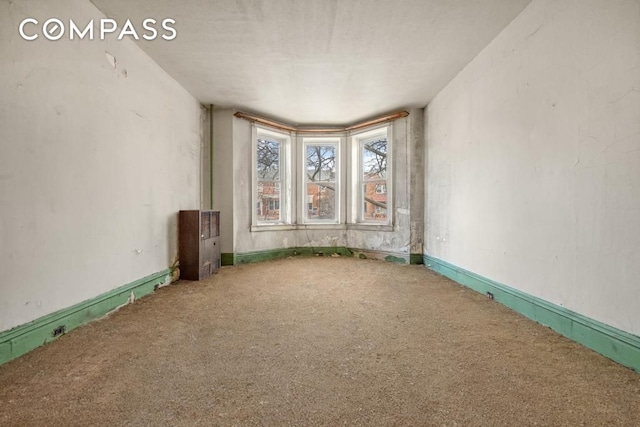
[1,0,639,425]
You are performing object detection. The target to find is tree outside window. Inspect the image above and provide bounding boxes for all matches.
[361,136,388,222]
[305,143,337,222]
[256,136,283,223]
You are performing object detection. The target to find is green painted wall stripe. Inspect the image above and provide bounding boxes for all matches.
[424,254,640,373]
[0,269,171,365]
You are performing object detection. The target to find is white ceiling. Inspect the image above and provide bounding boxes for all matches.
[91,0,532,125]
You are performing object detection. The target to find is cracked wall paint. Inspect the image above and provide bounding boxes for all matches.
[213,108,425,257]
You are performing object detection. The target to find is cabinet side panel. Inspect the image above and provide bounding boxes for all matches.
[179,210,201,281]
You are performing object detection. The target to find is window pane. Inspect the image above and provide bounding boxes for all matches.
[305,143,338,222]
[257,139,280,180]
[362,182,387,221]
[306,145,336,182]
[256,181,280,222]
[360,134,388,223]
[257,134,283,224]
[363,138,387,180]
[306,182,335,220]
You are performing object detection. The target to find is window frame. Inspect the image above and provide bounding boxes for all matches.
[252,125,293,227]
[349,125,392,226]
[300,136,342,225]
[251,123,393,231]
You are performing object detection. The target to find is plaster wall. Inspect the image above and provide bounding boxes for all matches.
[0,0,203,331]
[201,107,212,210]
[212,109,235,253]
[408,111,425,255]
[425,0,640,334]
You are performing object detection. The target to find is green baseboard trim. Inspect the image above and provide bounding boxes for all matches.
[0,269,171,366]
[226,247,424,266]
[424,254,640,373]
[290,246,354,257]
[384,255,407,264]
[234,248,299,264]
[353,250,423,265]
[221,253,235,266]
[409,253,424,265]
[232,247,354,265]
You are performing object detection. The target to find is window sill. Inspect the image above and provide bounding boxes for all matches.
[346,223,394,232]
[298,223,346,231]
[251,223,394,232]
[251,224,297,232]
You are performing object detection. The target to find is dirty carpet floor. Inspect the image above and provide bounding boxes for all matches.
[1,257,639,426]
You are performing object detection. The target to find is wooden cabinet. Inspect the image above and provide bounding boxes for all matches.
[179,210,221,281]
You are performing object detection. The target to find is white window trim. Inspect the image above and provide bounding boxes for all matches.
[300,136,343,225]
[250,124,394,232]
[349,124,392,226]
[252,125,294,227]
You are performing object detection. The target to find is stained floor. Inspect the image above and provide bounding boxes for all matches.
[1,257,639,426]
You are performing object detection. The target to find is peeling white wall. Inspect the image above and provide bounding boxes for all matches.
[214,109,425,257]
[426,0,640,335]
[0,0,203,331]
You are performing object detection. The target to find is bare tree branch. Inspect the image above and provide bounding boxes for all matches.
[363,144,386,158]
[317,183,387,209]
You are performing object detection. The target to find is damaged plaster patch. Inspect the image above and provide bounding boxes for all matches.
[129,110,146,121]
[366,234,384,249]
[325,236,340,244]
[105,52,116,69]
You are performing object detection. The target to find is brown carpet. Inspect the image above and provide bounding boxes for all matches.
[1,257,639,426]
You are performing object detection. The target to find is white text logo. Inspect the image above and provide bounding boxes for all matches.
[19,18,177,41]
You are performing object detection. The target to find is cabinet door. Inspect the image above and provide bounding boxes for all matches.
[212,236,221,271]
[200,237,215,278]
[212,212,220,237]
[201,211,211,240]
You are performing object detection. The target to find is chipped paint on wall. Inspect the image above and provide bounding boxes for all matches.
[213,108,425,257]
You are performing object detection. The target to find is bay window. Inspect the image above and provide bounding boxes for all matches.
[252,123,392,229]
